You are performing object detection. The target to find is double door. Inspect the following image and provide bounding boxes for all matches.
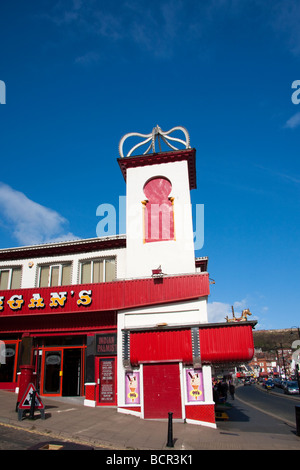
[37,347,83,397]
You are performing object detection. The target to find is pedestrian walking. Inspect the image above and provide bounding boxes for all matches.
[229,382,235,400]
[221,381,228,401]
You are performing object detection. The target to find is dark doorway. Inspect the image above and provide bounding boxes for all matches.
[62,349,81,396]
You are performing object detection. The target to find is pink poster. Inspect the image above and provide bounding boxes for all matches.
[125,371,140,405]
[186,369,204,402]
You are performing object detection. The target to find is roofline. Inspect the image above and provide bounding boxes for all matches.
[117,148,197,190]
[123,320,258,333]
[0,234,127,261]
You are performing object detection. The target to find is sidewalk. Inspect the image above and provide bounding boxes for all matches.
[0,390,299,450]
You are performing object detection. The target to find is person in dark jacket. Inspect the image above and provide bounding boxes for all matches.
[229,382,235,400]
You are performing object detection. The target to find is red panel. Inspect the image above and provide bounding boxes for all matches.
[119,406,141,413]
[0,382,16,391]
[185,404,215,424]
[85,383,96,401]
[130,329,193,365]
[199,324,254,363]
[0,311,117,334]
[143,363,182,419]
[130,324,255,366]
[0,273,209,319]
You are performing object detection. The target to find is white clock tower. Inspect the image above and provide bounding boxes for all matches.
[118,125,197,279]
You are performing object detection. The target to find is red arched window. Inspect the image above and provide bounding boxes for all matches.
[143,177,175,243]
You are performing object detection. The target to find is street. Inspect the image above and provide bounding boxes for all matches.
[217,383,299,435]
[0,384,299,450]
[0,423,96,450]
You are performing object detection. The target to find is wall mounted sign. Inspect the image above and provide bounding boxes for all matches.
[0,289,92,313]
[186,368,204,402]
[45,354,61,365]
[96,333,117,355]
[125,371,140,405]
[0,274,210,318]
[99,358,115,403]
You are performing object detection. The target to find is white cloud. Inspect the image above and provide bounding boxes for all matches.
[74,51,100,66]
[40,0,197,60]
[269,0,300,57]
[0,182,78,246]
[207,299,249,323]
[207,301,230,323]
[39,0,300,63]
[284,112,300,129]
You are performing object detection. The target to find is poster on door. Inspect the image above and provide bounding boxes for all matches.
[99,358,115,403]
[125,371,140,405]
[186,368,204,402]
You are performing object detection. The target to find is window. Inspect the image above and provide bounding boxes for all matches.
[38,263,71,287]
[143,177,175,243]
[80,258,115,283]
[0,341,18,382]
[0,267,21,290]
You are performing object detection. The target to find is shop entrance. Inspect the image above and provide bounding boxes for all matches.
[40,347,83,397]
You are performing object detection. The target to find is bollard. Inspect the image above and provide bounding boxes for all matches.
[167,412,174,447]
[295,406,300,436]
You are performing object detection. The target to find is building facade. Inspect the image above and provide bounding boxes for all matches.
[0,127,256,427]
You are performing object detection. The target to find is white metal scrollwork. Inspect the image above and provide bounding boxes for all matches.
[119,125,190,158]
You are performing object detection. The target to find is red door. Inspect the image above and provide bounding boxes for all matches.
[143,363,182,419]
[96,357,116,405]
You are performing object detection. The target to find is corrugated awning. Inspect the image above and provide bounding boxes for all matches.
[128,322,256,366]
[130,329,193,365]
[199,324,255,363]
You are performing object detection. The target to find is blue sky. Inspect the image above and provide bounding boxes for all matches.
[0,0,300,331]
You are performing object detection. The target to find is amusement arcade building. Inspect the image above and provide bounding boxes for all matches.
[0,126,256,428]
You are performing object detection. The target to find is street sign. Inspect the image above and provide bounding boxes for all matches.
[18,383,45,420]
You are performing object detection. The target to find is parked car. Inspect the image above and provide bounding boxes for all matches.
[264,379,275,390]
[284,381,299,395]
[281,380,287,389]
[273,378,281,387]
[244,377,251,386]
